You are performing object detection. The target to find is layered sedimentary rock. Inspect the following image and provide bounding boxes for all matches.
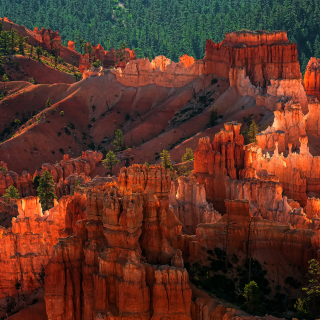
[230,66,308,113]
[79,53,92,73]
[192,200,317,268]
[0,151,102,199]
[304,57,320,100]
[104,47,136,69]
[40,151,102,184]
[0,194,85,297]
[113,55,204,88]
[305,96,320,136]
[193,123,320,218]
[242,136,320,207]
[256,101,306,152]
[205,30,301,88]
[194,121,244,179]
[45,166,191,320]
[33,27,61,52]
[170,176,221,234]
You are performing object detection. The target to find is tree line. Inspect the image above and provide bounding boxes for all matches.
[1,0,320,72]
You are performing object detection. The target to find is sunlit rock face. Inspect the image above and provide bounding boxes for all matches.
[44,165,192,320]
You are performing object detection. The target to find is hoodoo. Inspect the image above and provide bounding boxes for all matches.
[2,14,320,320]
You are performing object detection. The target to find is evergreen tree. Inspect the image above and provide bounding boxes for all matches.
[113,129,125,152]
[4,185,20,204]
[248,120,259,143]
[36,46,42,61]
[243,281,260,312]
[181,148,194,162]
[303,259,320,318]
[18,35,26,55]
[37,170,56,211]
[102,150,119,175]
[160,149,173,170]
[2,73,9,90]
[209,107,218,127]
[315,35,320,58]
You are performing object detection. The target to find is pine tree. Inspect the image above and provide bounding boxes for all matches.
[160,150,173,170]
[36,46,42,61]
[102,150,119,175]
[303,259,320,318]
[113,129,125,152]
[315,35,320,58]
[243,281,260,313]
[37,170,56,211]
[4,185,20,204]
[248,120,259,143]
[209,107,218,127]
[2,73,9,90]
[18,34,26,55]
[181,148,194,162]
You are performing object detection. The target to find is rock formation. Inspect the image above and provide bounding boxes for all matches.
[205,30,301,88]
[170,176,221,234]
[113,55,204,87]
[194,121,244,179]
[304,57,320,100]
[33,27,61,52]
[192,200,317,268]
[0,151,102,198]
[256,101,306,152]
[305,95,320,136]
[0,194,85,297]
[79,53,92,73]
[67,40,76,51]
[45,166,191,320]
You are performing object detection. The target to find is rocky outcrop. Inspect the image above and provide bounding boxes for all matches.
[192,200,317,267]
[67,40,76,51]
[118,164,171,197]
[113,55,204,88]
[230,66,308,113]
[170,176,221,234]
[0,194,85,297]
[256,101,306,152]
[242,137,320,207]
[194,122,244,179]
[45,166,191,320]
[305,95,320,136]
[40,151,102,183]
[205,30,301,88]
[0,151,102,199]
[104,47,136,69]
[304,57,320,100]
[79,53,92,73]
[33,27,61,52]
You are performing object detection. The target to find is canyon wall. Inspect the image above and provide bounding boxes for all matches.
[0,194,86,297]
[205,30,301,88]
[45,165,192,320]
[113,55,204,88]
[304,57,320,100]
[192,200,318,268]
[0,151,102,198]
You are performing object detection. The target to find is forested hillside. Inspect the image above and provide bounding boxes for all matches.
[1,0,320,71]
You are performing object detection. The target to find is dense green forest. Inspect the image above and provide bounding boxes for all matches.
[1,0,320,71]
